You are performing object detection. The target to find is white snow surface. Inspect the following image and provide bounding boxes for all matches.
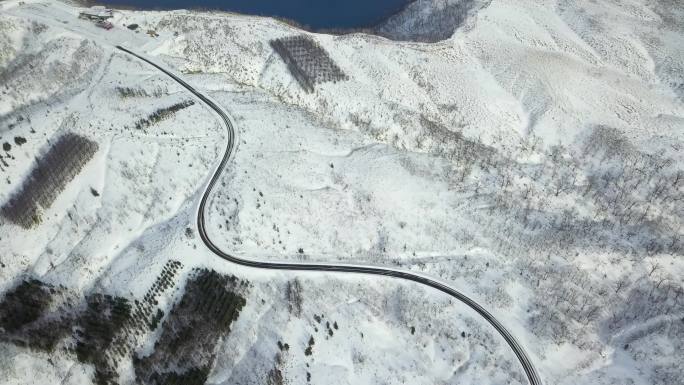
[0,1,682,385]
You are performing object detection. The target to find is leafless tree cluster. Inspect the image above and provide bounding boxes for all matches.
[115,85,167,99]
[523,257,680,355]
[134,268,247,385]
[286,279,303,317]
[607,273,683,332]
[270,35,348,93]
[581,127,682,242]
[376,0,481,43]
[1,133,98,228]
[417,123,684,359]
[605,271,684,384]
[134,100,195,130]
[524,262,608,345]
[417,116,497,183]
[476,125,683,259]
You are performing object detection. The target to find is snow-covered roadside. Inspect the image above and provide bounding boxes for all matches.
[0,1,682,385]
[1,2,535,384]
[152,1,682,383]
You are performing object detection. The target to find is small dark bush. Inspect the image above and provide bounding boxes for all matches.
[304,335,315,356]
[149,309,164,331]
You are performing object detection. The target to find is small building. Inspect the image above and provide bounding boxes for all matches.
[78,6,113,21]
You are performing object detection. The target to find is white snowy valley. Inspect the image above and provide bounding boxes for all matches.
[0,0,682,384]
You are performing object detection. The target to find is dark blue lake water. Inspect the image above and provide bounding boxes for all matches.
[106,0,411,30]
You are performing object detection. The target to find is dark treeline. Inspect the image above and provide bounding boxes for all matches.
[1,133,98,228]
[271,35,348,93]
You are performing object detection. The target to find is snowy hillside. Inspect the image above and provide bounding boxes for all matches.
[1,1,682,385]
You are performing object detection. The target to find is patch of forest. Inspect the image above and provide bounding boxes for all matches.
[134,268,247,385]
[0,263,248,385]
[1,133,98,228]
[271,35,348,93]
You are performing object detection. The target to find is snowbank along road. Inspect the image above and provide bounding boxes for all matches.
[116,45,543,385]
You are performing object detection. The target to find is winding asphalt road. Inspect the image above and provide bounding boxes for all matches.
[117,45,543,385]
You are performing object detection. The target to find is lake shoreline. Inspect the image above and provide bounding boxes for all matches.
[73,0,418,39]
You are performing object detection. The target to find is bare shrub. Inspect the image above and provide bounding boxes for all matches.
[606,277,684,333]
[525,262,608,345]
[581,127,682,233]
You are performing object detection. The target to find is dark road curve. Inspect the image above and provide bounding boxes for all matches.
[117,45,543,385]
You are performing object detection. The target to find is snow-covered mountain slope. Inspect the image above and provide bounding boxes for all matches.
[1,0,682,385]
[376,0,490,42]
[0,15,222,293]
